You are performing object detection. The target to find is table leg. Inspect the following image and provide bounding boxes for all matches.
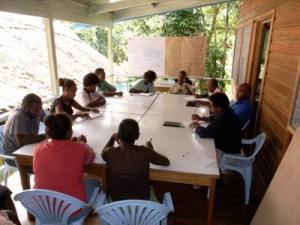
[17,164,34,221]
[207,179,217,225]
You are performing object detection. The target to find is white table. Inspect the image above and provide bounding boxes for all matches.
[14,93,219,225]
[99,93,158,115]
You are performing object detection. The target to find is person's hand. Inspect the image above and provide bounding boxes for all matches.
[191,114,201,121]
[81,113,90,118]
[112,133,120,144]
[145,139,153,149]
[91,108,99,113]
[77,134,87,143]
[189,121,201,129]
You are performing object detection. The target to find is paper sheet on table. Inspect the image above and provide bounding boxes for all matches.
[139,92,155,96]
[89,112,102,119]
[184,151,215,167]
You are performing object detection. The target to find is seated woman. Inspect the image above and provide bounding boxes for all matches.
[50,78,99,120]
[33,113,101,203]
[102,118,170,202]
[75,73,106,108]
[169,70,194,95]
[129,70,157,93]
[95,68,123,97]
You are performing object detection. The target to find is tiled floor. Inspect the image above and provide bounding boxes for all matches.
[2,172,100,225]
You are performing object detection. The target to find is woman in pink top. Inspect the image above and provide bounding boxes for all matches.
[33,113,100,202]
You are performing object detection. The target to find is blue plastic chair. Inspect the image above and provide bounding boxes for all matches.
[219,132,266,204]
[95,191,174,225]
[0,125,18,186]
[14,187,100,225]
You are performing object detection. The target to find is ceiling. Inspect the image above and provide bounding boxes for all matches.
[0,0,235,27]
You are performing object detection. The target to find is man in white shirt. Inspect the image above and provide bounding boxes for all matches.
[168,71,194,95]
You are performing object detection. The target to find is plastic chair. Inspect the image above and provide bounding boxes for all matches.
[14,187,100,225]
[219,132,266,204]
[95,191,174,225]
[0,125,18,186]
[241,119,250,131]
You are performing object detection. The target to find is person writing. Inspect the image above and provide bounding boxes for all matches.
[129,70,157,93]
[2,93,46,167]
[95,68,123,97]
[33,113,101,203]
[102,118,170,202]
[50,78,99,120]
[169,70,194,95]
[190,92,242,162]
[75,73,106,108]
[192,83,253,128]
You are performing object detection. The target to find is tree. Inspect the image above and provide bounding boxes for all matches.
[72,1,240,80]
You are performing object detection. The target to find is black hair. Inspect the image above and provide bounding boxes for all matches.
[118,118,140,144]
[210,78,218,88]
[21,93,42,108]
[83,73,100,86]
[45,113,72,140]
[58,78,76,91]
[94,68,105,75]
[143,70,157,82]
[209,92,229,109]
[179,70,192,85]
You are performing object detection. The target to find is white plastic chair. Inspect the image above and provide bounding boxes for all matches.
[95,191,174,225]
[219,132,266,204]
[0,125,18,186]
[14,187,100,225]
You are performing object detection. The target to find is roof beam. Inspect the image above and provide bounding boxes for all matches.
[112,0,235,22]
[88,0,170,15]
[0,0,113,27]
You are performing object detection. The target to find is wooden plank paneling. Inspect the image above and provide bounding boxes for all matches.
[274,0,300,28]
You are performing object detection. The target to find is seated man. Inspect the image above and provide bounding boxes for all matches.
[2,93,46,166]
[95,68,123,97]
[192,83,253,128]
[75,72,106,109]
[230,83,253,128]
[169,70,194,95]
[190,92,242,162]
[129,70,157,93]
[192,78,224,106]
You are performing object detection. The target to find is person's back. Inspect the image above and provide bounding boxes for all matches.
[200,107,242,154]
[34,140,91,202]
[103,145,161,200]
[102,119,169,201]
[33,113,96,202]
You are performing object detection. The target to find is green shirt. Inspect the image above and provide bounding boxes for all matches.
[97,80,116,93]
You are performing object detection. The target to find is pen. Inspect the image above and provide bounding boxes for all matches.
[149,138,152,143]
[182,151,190,157]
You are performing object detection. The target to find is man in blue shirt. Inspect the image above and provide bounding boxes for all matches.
[230,83,253,128]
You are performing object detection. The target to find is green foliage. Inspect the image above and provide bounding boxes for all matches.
[71,1,240,79]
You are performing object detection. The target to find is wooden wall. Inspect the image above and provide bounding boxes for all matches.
[236,0,300,199]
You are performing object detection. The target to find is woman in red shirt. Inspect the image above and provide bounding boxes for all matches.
[33,113,100,202]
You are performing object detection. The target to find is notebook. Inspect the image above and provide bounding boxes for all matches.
[163,121,182,128]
